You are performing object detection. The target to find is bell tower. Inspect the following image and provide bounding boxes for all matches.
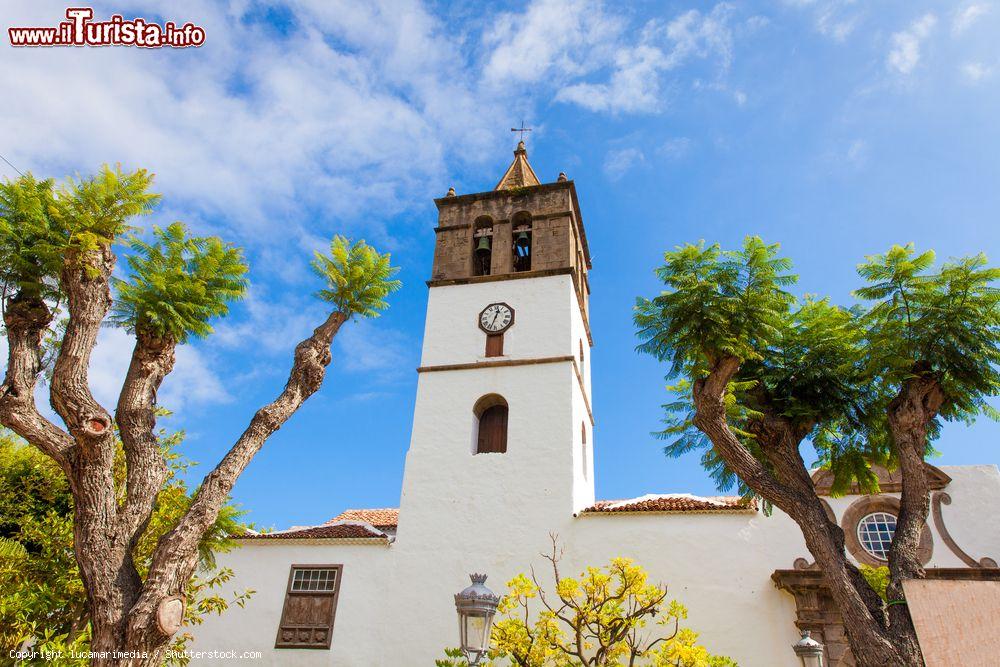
[396,140,595,548]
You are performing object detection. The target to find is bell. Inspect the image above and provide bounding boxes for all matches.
[515,231,530,251]
[476,236,491,254]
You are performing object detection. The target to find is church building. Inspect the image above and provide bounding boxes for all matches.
[190,143,1000,666]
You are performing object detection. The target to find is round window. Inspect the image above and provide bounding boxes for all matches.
[857,512,897,561]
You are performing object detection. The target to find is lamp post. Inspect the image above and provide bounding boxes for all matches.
[454,573,500,666]
[792,630,825,667]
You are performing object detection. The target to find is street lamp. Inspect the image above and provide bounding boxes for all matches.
[792,630,825,667]
[454,573,500,666]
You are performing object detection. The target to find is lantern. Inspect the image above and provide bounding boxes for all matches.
[792,630,825,667]
[454,573,500,666]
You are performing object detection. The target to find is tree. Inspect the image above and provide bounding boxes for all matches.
[634,237,1000,667]
[0,167,402,665]
[0,427,251,665]
[463,537,735,667]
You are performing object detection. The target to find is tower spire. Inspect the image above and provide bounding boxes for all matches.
[495,140,541,191]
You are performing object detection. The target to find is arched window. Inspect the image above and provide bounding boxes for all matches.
[473,216,493,276]
[579,339,585,380]
[473,394,508,454]
[581,422,588,478]
[512,211,532,272]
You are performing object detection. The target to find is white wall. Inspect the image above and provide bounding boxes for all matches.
[192,542,393,667]
[192,466,1000,667]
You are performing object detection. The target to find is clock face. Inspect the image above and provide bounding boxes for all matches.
[479,302,514,333]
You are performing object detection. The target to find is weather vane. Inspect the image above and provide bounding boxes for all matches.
[510,121,532,143]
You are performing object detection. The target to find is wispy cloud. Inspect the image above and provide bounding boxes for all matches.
[557,4,739,113]
[603,148,644,181]
[87,328,231,412]
[961,61,993,83]
[887,13,937,75]
[658,138,693,160]
[952,3,990,35]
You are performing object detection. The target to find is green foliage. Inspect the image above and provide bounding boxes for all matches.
[0,429,251,663]
[312,235,402,317]
[110,222,248,342]
[635,237,795,379]
[0,174,62,300]
[51,165,159,264]
[859,565,889,602]
[0,165,158,300]
[636,237,1000,498]
[436,647,494,667]
[856,244,1000,423]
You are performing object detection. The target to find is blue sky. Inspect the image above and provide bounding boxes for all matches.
[2,0,999,529]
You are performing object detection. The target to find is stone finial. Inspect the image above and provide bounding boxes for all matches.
[515,140,526,154]
[557,172,568,182]
[446,187,456,197]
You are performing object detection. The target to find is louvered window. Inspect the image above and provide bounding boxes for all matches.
[275,565,342,649]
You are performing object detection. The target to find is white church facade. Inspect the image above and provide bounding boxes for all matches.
[190,144,1000,666]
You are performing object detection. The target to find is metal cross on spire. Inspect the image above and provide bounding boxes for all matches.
[510,122,532,143]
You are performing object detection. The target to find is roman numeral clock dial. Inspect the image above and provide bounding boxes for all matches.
[478,302,514,334]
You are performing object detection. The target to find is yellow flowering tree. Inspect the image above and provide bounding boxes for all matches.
[489,537,736,667]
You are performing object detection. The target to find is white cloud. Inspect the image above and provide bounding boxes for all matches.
[88,327,231,412]
[556,43,668,113]
[952,3,990,35]
[0,0,506,267]
[658,138,693,160]
[482,0,623,87]
[846,139,868,166]
[887,13,937,75]
[487,1,740,114]
[603,148,644,181]
[816,8,858,42]
[159,344,232,410]
[961,61,993,83]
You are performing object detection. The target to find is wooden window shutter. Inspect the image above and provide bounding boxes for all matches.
[477,405,508,453]
[485,333,504,357]
[275,565,343,649]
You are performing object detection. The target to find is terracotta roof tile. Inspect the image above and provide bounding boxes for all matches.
[581,494,757,515]
[329,508,398,529]
[237,522,388,541]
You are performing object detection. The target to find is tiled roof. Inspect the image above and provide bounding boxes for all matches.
[329,508,398,529]
[237,521,389,542]
[581,494,757,515]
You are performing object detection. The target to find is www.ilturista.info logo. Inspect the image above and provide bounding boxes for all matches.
[8,7,206,48]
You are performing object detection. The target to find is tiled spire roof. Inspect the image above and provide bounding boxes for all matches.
[495,140,541,190]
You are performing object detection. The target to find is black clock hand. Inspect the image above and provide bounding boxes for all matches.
[490,312,499,328]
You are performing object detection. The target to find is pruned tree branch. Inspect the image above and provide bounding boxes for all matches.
[117,330,177,540]
[128,310,349,646]
[50,247,116,444]
[0,294,73,468]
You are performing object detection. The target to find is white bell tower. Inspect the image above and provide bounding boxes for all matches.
[395,142,595,550]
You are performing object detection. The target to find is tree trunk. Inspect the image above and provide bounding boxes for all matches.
[691,357,921,667]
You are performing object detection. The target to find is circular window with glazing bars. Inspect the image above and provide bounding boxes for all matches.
[857,512,897,561]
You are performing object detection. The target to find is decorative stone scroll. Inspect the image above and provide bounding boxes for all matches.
[932,492,998,568]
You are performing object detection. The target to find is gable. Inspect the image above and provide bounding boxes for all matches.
[811,463,951,496]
